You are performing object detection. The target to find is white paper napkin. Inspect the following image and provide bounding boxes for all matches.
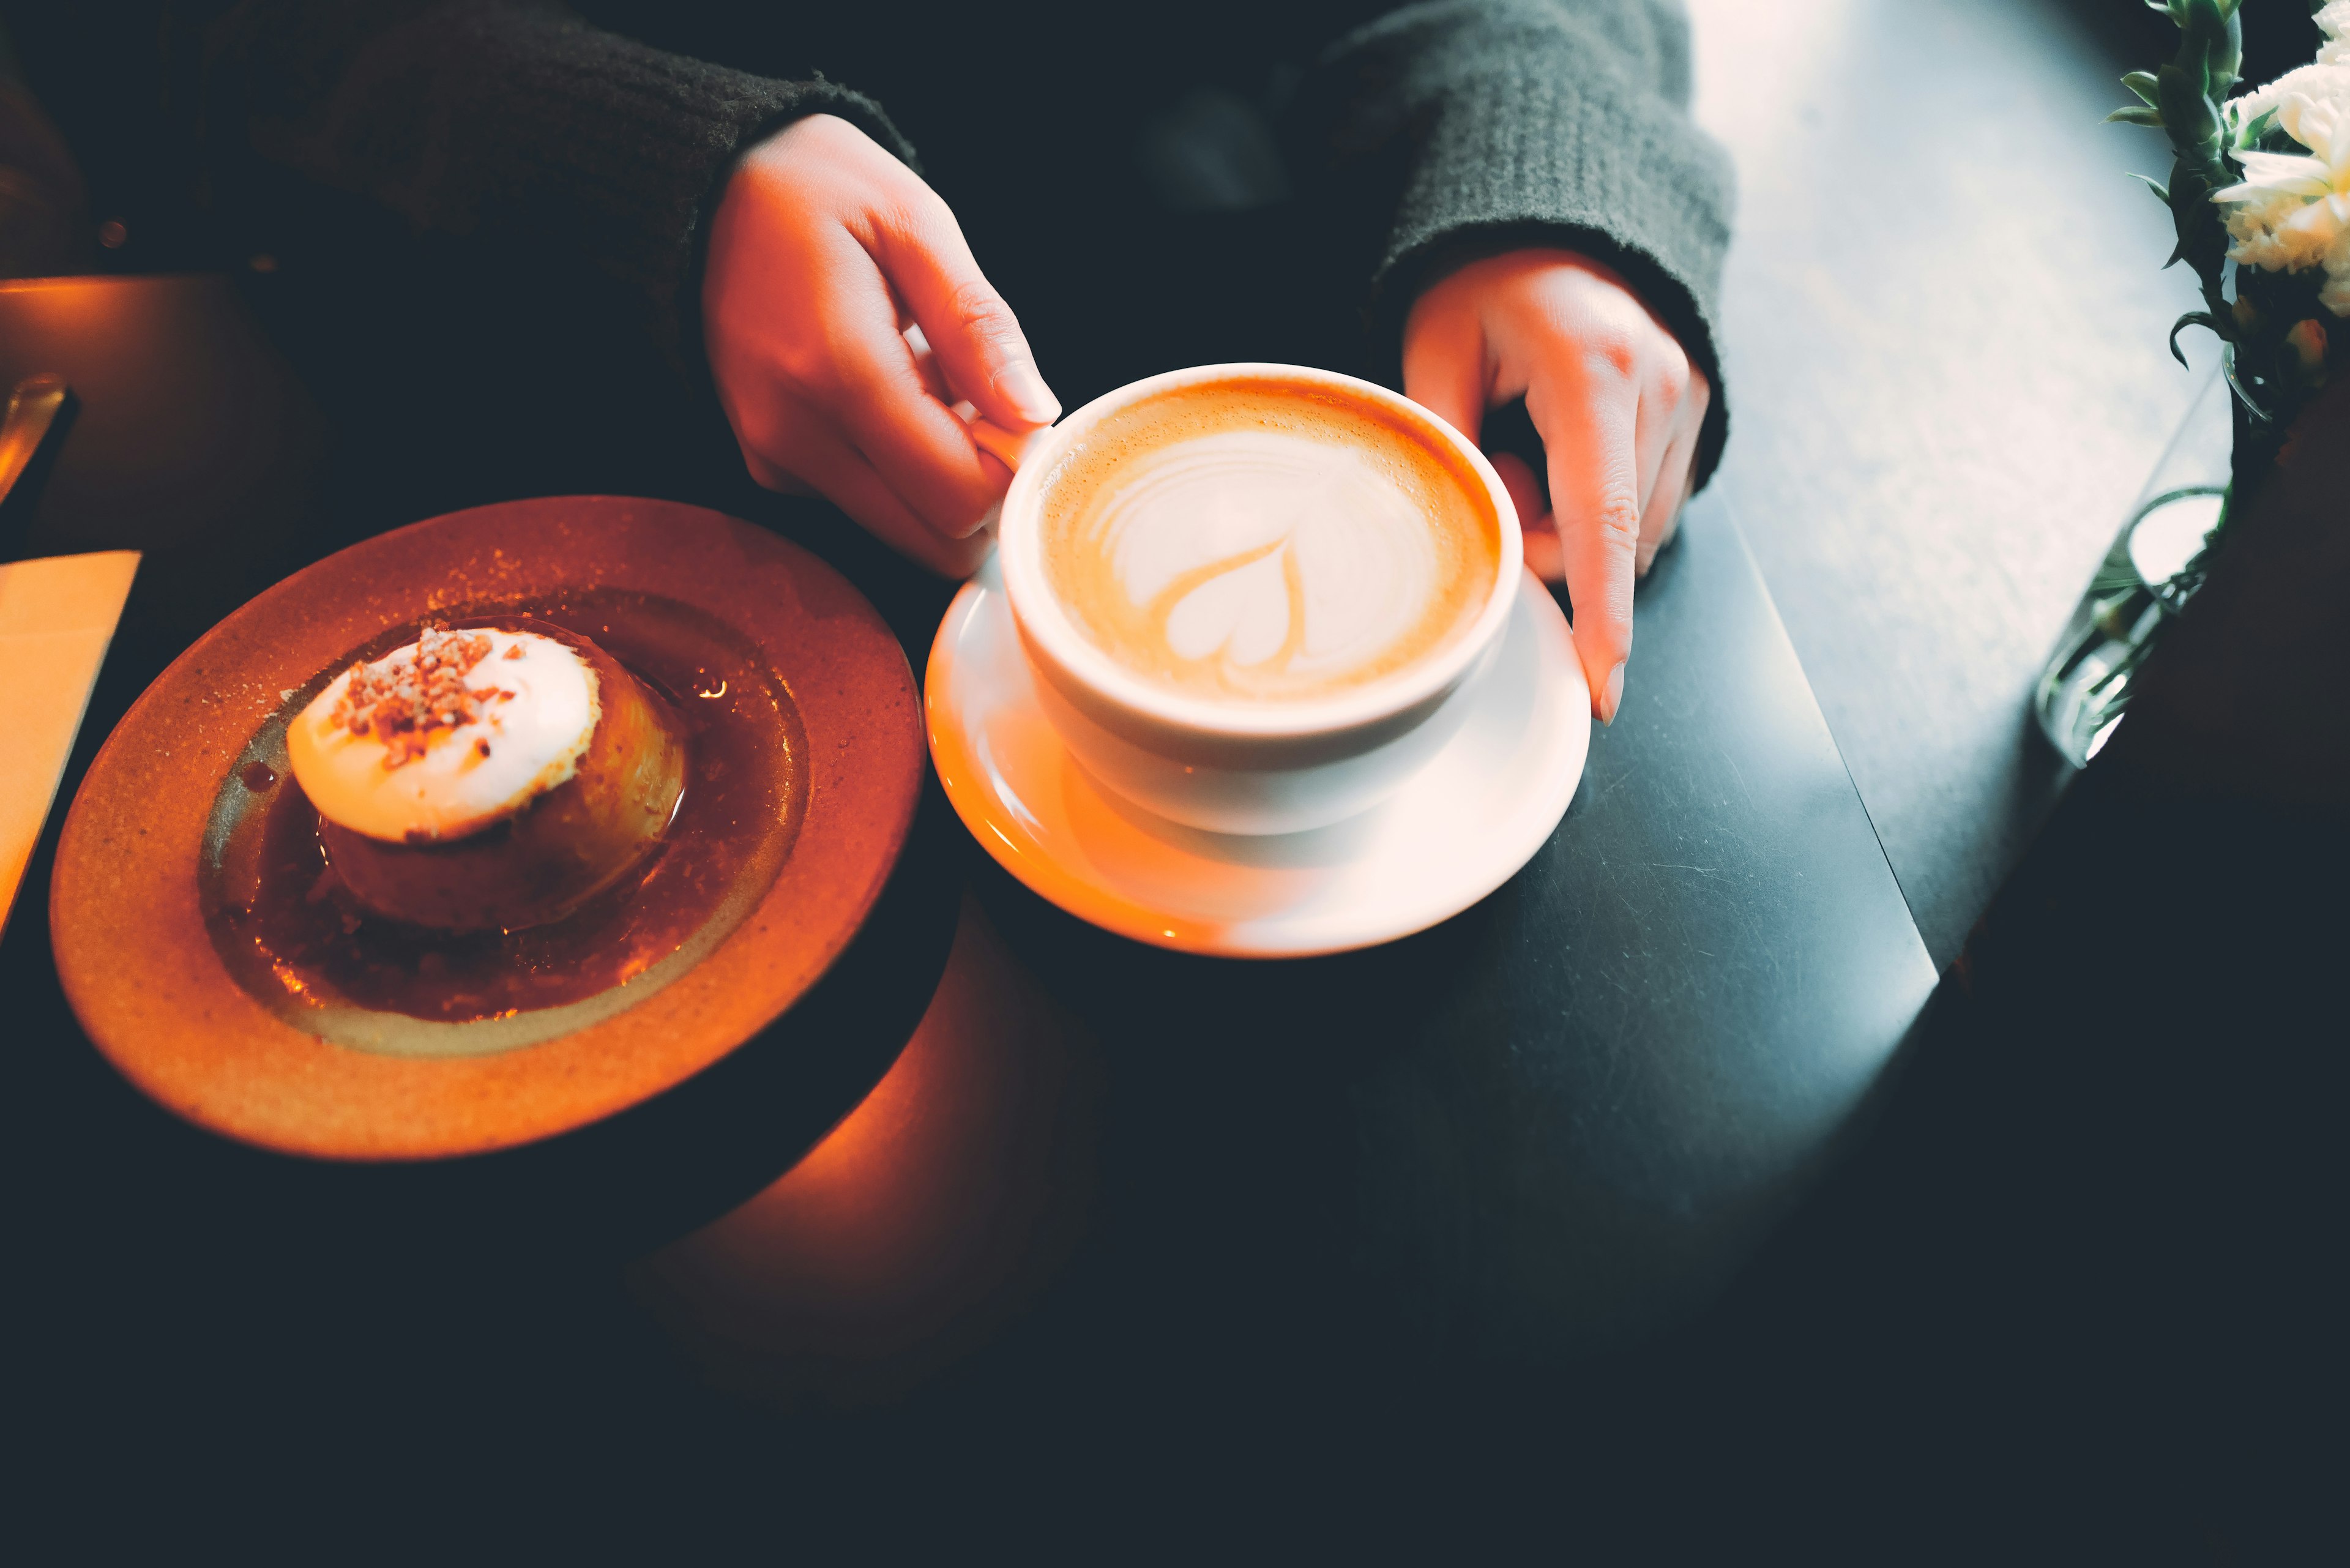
[0,550,140,939]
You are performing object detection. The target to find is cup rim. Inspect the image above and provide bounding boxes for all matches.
[996,362,1524,741]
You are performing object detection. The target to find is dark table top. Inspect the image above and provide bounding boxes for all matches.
[0,263,1945,1551]
[1685,0,2266,965]
[960,490,1936,1372]
[2,257,1938,1307]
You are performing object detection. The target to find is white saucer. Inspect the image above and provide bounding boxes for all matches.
[925,560,1589,957]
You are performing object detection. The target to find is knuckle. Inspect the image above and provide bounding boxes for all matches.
[1596,504,1642,550]
[868,195,913,245]
[1654,343,1692,413]
[1587,479,1643,549]
[873,191,938,249]
[947,278,1022,346]
[774,340,838,395]
[884,179,955,239]
[1584,327,1639,384]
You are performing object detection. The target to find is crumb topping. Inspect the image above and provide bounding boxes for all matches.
[330,624,517,769]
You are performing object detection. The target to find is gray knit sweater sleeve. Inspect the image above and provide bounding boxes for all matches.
[176,0,915,360]
[1292,0,1734,484]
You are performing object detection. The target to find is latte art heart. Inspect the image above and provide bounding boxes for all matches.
[1108,433,1438,678]
[1039,382,1497,704]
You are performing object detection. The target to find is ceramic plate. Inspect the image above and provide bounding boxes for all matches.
[927,559,1588,957]
[51,498,927,1165]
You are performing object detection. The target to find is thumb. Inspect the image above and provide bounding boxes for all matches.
[875,193,1060,431]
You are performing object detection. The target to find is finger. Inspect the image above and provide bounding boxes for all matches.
[739,403,996,576]
[1529,369,1642,725]
[1489,450,1544,535]
[908,327,1014,485]
[1523,513,1565,583]
[874,194,1059,430]
[800,439,998,578]
[1401,300,1492,447]
[1635,422,1698,577]
[1628,345,1693,526]
[1489,451,1559,578]
[822,279,1011,539]
[1635,365,1710,575]
[903,324,955,405]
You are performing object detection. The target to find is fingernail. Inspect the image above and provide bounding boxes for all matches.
[1598,662,1625,725]
[998,362,1060,426]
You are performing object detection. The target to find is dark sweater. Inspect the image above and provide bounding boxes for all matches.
[13,0,1732,485]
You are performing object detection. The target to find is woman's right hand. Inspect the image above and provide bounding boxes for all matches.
[702,113,1059,575]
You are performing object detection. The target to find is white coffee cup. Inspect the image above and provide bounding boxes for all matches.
[974,362,1522,836]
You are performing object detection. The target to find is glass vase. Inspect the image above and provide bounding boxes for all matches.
[2032,362,2232,767]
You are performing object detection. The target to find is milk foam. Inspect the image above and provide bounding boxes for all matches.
[1102,430,1436,678]
[287,630,600,843]
[1039,386,1494,703]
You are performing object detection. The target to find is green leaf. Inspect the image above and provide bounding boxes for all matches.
[2178,0,2242,100]
[2123,71,2162,106]
[2157,63,2222,152]
[2169,312,2220,367]
[2166,158,2216,211]
[2107,104,2166,125]
[2159,150,2232,317]
[2129,171,2173,204]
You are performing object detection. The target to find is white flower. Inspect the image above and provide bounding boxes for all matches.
[2322,2,2350,65]
[2213,54,2350,315]
[2231,7,2350,129]
[2231,61,2348,132]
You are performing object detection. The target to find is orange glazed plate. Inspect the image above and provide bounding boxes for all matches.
[50,498,940,1223]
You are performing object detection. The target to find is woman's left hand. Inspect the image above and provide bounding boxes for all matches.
[1404,248,1709,725]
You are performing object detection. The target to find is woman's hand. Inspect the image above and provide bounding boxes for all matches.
[1404,249,1709,723]
[703,113,1059,576]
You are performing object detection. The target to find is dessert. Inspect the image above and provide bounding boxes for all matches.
[286,623,686,931]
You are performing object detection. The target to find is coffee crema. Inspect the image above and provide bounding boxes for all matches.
[1034,379,1499,704]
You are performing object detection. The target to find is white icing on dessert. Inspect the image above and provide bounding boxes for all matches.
[286,628,600,843]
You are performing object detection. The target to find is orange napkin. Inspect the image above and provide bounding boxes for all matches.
[0,550,140,939]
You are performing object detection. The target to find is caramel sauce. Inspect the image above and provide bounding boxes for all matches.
[204,594,802,1029]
